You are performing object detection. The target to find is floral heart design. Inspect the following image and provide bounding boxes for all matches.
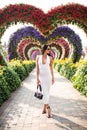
[17,37,69,60]
[0,4,87,37]
[0,4,85,62]
[8,26,82,62]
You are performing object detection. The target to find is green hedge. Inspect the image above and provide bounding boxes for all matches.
[0,66,21,106]
[12,65,27,81]
[54,59,77,80]
[0,74,11,106]
[60,62,77,80]
[8,60,36,81]
[8,60,28,81]
[54,59,87,96]
[22,61,36,74]
[0,60,36,106]
[71,63,87,96]
[55,63,63,72]
[3,67,21,92]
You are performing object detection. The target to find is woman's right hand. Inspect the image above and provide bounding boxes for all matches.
[52,77,54,85]
[37,78,41,85]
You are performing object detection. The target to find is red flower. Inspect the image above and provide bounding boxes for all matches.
[0,3,87,35]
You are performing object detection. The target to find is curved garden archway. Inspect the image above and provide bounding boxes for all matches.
[0,3,87,37]
[8,26,82,62]
[0,3,86,63]
[48,26,82,62]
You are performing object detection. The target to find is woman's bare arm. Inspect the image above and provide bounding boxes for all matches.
[49,57,54,85]
[36,56,40,85]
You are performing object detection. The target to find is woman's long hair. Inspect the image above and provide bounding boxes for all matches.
[41,44,50,54]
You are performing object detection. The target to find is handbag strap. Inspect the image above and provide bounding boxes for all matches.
[37,84,42,92]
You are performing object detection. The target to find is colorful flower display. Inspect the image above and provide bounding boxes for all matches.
[0,3,87,37]
[8,26,82,62]
[0,3,86,62]
[48,38,70,59]
[17,38,41,60]
[48,26,82,62]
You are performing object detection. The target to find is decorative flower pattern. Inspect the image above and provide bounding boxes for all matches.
[0,3,87,37]
[0,3,85,62]
[17,38,41,60]
[8,26,82,62]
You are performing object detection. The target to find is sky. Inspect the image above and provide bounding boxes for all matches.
[1,0,87,49]
[1,0,87,13]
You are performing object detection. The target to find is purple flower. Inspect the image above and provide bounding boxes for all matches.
[8,26,82,62]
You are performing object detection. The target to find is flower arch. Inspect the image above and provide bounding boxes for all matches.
[17,38,41,60]
[8,26,46,60]
[8,26,82,62]
[48,26,82,62]
[17,37,70,60]
[48,38,70,60]
[0,3,87,37]
[0,3,86,63]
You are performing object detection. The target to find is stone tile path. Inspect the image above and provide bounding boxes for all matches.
[0,68,87,130]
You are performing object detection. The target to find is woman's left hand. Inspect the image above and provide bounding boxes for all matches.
[52,77,54,85]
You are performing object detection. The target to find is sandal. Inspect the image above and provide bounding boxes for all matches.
[47,106,51,118]
[42,111,46,114]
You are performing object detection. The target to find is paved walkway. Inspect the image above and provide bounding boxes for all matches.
[0,68,87,130]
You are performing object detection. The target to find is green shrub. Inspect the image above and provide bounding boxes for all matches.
[55,63,63,72]
[0,73,11,106]
[27,62,36,72]
[8,60,27,81]
[22,60,36,74]
[3,67,21,92]
[22,64,29,76]
[71,63,87,96]
[53,62,57,68]
[60,62,77,80]
[13,65,27,81]
[8,60,36,81]
[53,60,64,72]
[0,52,7,66]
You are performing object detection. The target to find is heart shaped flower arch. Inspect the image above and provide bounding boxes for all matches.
[0,3,86,63]
[8,26,82,62]
[0,3,87,36]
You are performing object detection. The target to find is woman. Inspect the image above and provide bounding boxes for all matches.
[36,44,54,118]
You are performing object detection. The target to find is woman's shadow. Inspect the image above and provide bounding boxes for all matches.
[52,113,87,130]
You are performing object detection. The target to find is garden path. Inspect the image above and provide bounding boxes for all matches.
[0,68,87,130]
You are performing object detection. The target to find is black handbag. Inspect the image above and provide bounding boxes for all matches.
[34,84,43,99]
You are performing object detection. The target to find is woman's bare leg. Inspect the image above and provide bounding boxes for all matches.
[47,104,51,118]
[42,104,51,118]
[42,104,47,113]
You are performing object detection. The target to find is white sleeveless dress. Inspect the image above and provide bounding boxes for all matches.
[38,55,52,104]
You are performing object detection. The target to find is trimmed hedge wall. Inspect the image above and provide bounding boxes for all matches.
[54,59,87,96]
[0,60,36,106]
